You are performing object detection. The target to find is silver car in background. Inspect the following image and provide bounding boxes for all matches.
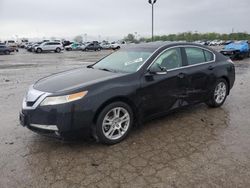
[34,42,64,53]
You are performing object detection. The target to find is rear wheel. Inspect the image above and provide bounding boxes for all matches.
[94,102,133,145]
[55,48,61,53]
[4,50,10,55]
[206,79,228,108]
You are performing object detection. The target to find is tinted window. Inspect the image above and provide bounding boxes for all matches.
[185,47,205,65]
[204,50,214,61]
[151,48,182,71]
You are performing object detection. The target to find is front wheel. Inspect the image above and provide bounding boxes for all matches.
[36,48,42,53]
[4,50,10,55]
[94,102,133,145]
[206,79,228,108]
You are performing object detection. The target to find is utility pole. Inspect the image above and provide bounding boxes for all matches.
[148,0,157,41]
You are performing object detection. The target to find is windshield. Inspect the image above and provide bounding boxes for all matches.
[93,49,152,73]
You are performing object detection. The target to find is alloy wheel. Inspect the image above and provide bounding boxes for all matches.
[102,107,130,140]
[214,82,227,104]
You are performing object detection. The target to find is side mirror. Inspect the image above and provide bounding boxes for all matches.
[148,64,167,75]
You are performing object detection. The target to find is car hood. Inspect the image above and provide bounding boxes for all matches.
[33,68,124,93]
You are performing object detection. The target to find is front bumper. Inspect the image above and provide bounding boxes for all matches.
[20,87,94,138]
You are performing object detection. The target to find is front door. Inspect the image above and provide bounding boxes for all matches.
[139,47,188,118]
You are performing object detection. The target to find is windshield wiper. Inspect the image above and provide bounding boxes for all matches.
[87,64,94,69]
[98,68,114,72]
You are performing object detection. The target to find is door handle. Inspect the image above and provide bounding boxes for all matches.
[208,66,214,70]
[177,73,185,79]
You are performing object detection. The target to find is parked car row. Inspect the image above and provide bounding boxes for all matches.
[194,40,234,46]
[23,40,122,54]
[64,41,102,51]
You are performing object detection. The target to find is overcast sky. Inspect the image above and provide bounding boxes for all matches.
[0,0,249,41]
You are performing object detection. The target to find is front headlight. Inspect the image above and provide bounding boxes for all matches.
[40,91,88,106]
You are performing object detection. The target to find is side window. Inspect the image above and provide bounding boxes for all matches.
[151,48,182,71]
[204,50,214,61]
[185,47,206,65]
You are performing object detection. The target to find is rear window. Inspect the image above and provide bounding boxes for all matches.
[185,47,214,65]
[204,50,214,61]
[185,47,206,65]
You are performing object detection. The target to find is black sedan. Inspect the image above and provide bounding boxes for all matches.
[20,42,235,144]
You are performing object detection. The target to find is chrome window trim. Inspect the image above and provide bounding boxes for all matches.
[144,45,216,73]
[136,43,169,71]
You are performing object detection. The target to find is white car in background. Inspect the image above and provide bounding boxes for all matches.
[100,42,112,49]
[34,42,64,53]
[110,42,121,50]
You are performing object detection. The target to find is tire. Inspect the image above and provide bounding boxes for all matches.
[36,48,42,53]
[206,79,228,108]
[4,50,10,55]
[55,48,61,53]
[94,102,134,145]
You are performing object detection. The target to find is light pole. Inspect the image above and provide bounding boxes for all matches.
[148,0,157,41]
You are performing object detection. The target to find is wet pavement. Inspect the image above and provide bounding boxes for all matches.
[0,49,250,188]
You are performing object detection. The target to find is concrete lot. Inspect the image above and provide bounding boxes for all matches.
[0,49,250,188]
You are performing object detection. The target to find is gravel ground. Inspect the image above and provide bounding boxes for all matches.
[0,48,250,188]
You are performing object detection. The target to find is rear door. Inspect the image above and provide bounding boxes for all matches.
[183,46,216,103]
